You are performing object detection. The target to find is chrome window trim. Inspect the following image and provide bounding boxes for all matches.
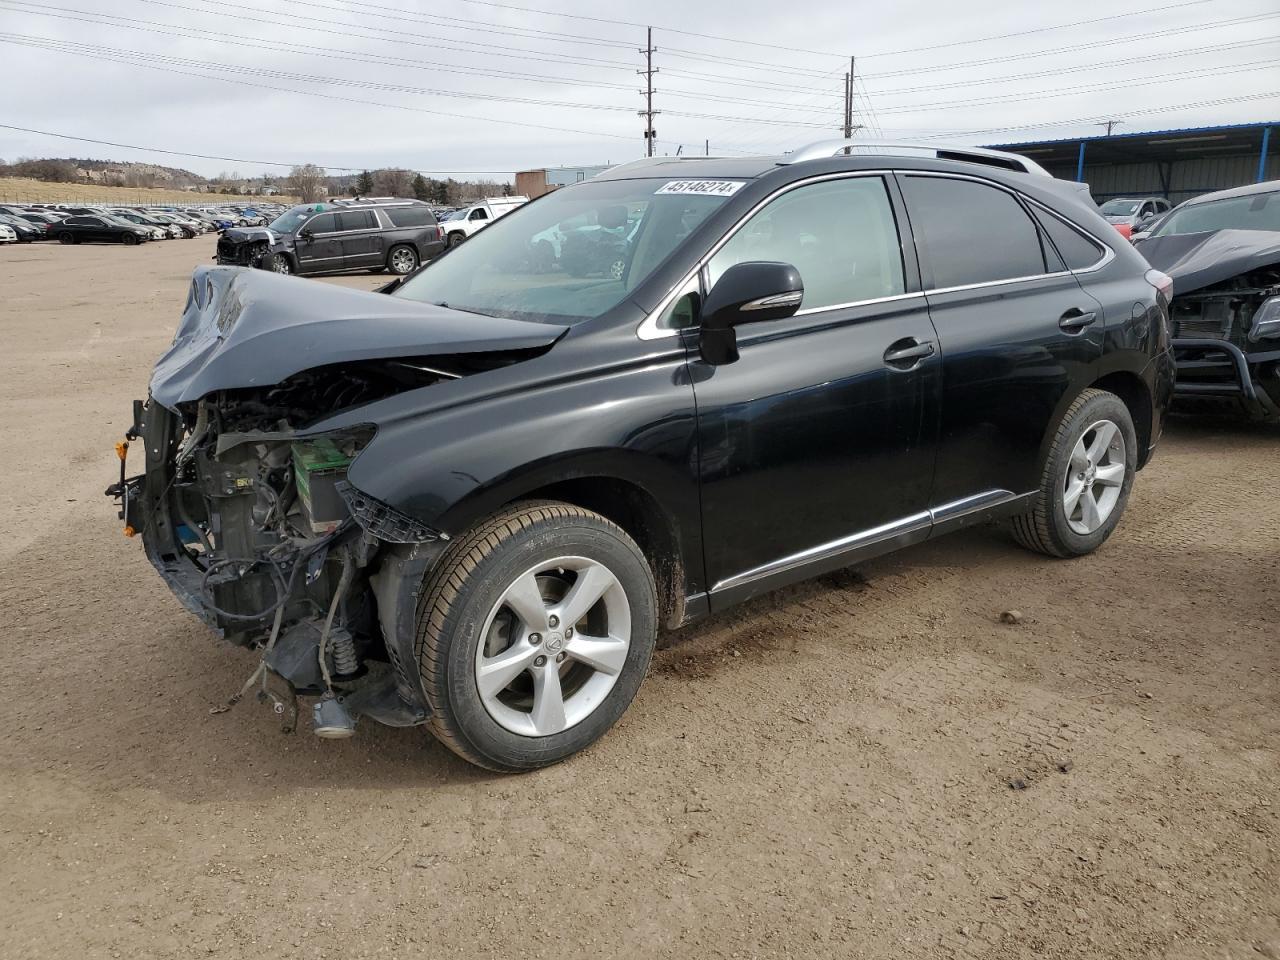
[901,170,1115,287]
[637,169,897,341]
[794,290,925,317]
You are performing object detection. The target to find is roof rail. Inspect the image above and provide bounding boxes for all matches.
[778,140,1052,177]
[593,156,723,179]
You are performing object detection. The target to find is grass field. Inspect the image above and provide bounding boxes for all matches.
[0,177,296,206]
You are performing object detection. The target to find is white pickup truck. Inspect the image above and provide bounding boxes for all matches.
[440,195,529,247]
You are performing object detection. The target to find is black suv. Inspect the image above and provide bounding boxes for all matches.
[112,142,1175,771]
[215,199,445,276]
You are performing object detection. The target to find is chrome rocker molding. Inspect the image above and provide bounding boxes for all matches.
[709,488,1032,607]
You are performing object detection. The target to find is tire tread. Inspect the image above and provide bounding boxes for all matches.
[414,500,635,771]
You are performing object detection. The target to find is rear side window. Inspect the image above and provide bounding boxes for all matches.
[385,206,434,228]
[902,176,1046,288]
[1031,208,1106,270]
[336,210,376,231]
[307,213,337,233]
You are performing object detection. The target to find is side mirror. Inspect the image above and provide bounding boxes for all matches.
[699,261,804,366]
[299,228,313,239]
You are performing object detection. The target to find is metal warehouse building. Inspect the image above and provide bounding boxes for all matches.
[986,121,1277,203]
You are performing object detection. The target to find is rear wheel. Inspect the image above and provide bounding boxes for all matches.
[416,502,658,771]
[58,231,76,244]
[1012,388,1137,558]
[387,244,418,275]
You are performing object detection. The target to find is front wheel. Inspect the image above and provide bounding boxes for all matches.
[268,253,292,274]
[121,232,138,245]
[416,502,658,771]
[447,232,465,248]
[1012,388,1137,558]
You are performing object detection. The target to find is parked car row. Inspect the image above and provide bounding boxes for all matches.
[0,201,290,244]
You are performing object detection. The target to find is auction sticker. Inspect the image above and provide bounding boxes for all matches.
[655,180,745,197]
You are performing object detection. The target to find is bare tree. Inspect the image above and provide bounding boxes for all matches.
[373,167,413,197]
[288,164,327,203]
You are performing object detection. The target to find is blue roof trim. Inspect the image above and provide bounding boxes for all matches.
[986,120,1279,150]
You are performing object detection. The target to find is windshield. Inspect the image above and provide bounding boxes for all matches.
[1150,190,1280,238]
[394,178,738,324]
[268,205,326,233]
[1100,200,1142,215]
[102,215,136,228]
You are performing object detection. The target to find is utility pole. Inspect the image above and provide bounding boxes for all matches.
[1097,120,1123,137]
[842,57,862,140]
[638,27,659,157]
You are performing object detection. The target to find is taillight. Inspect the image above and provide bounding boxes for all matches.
[1113,223,1133,240]
[426,226,439,241]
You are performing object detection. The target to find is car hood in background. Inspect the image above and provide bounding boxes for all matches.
[219,227,276,244]
[149,265,568,409]
[1135,229,1280,295]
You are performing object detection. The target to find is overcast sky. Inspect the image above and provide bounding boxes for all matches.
[0,0,1277,179]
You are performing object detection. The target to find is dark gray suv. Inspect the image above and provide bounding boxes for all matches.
[215,199,445,276]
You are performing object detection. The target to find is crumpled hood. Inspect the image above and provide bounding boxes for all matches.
[219,226,274,245]
[149,265,568,409]
[1135,229,1280,295]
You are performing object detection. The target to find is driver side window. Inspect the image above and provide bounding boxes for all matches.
[470,208,488,221]
[707,177,905,313]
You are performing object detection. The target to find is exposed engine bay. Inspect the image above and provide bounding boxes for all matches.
[107,265,569,737]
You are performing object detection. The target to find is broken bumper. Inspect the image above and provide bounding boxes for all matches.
[1171,337,1280,421]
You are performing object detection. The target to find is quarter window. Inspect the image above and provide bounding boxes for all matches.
[902,176,1047,288]
[707,177,906,312]
[386,206,433,228]
[1031,208,1106,270]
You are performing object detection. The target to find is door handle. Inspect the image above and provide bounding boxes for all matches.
[1059,308,1097,332]
[883,338,936,368]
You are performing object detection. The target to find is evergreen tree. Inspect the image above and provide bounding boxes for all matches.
[355,169,375,195]
[412,173,430,202]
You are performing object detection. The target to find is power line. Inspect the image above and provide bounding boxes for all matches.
[867,59,1280,116]
[857,0,1213,57]
[0,36,644,141]
[0,32,838,132]
[862,10,1280,79]
[0,122,363,169]
[864,35,1280,96]
[925,90,1280,140]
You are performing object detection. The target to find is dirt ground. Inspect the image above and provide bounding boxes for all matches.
[1,238,1276,960]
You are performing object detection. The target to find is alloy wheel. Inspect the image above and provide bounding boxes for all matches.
[391,247,417,274]
[1063,419,1127,535]
[474,556,631,737]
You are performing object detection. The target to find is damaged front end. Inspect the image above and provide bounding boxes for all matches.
[215,228,276,269]
[1168,265,1280,421]
[1138,229,1280,421]
[108,266,566,737]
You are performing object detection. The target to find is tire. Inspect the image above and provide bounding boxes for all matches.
[416,501,658,772]
[387,243,419,275]
[447,232,465,248]
[268,253,292,275]
[58,231,76,244]
[238,219,248,227]
[1012,388,1137,558]
[121,232,138,246]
